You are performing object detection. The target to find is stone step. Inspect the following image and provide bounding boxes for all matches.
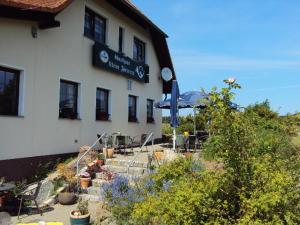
[102,165,147,176]
[87,186,101,196]
[79,193,101,202]
[105,159,148,168]
[95,173,145,184]
[92,178,110,188]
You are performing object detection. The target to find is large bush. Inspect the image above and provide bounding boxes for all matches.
[103,80,300,225]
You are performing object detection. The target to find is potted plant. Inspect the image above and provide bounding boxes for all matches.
[57,163,77,205]
[96,153,105,167]
[78,172,91,189]
[70,198,90,225]
[154,150,164,161]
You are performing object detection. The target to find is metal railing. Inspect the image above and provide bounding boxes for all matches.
[76,132,106,191]
[126,132,154,174]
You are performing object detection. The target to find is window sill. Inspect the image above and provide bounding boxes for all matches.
[96,119,112,122]
[128,119,139,123]
[59,117,81,121]
[0,115,24,118]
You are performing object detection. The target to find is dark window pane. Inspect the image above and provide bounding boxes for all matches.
[0,71,4,84]
[59,80,78,119]
[84,11,93,37]
[147,99,154,122]
[0,67,20,116]
[119,27,124,53]
[128,95,137,122]
[84,8,106,44]
[133,38,145,63]
[95,16,106,43]
[96,88,109,120]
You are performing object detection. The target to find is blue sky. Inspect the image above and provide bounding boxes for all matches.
[132,0,300,115]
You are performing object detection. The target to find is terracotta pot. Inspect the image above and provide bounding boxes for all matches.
[105,148,114,159]
[58,192,77,205]
[184,152,193,159]
[70,211,90,225]
[154,151,164,161]
[96,159,104,167]
[0,195,6,207]
[80,177,91,189]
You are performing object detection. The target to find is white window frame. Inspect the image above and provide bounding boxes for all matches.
[95,87,112,121]
[0,63,25,117]
[58,78,81,120]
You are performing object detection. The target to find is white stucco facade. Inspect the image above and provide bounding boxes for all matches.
[0,0,164,161]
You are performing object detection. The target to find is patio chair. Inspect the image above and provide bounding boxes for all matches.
[176,135,185,152]
[188,135,197,151]
[17,181,43,219]
[196,130,209,148]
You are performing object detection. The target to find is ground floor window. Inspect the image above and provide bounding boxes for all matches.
[59,80,79,119]
[0,66,20,116]
[96,88,110,121]
[128,95,138,122]
[147,99,154,123]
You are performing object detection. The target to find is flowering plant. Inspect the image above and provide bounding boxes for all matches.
[78,172,90,178]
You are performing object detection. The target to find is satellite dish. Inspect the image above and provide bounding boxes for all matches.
[161,67,173,82]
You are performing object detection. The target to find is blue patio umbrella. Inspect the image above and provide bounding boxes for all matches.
[155,91,208,136]
[170,80,179,149]
[170,80,180,128]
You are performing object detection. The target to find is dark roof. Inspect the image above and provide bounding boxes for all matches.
[0,0,176,93]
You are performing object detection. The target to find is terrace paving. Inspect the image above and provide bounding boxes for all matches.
[11,201,110,225]
[9,144,186,225]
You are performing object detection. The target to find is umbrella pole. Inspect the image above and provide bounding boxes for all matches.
[193,108,196,135]
[173,128,176,150]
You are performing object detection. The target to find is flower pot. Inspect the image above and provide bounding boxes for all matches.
[184,152,193,159]
[70,211,90,225]
[58,192,77,205]
[154,151,164,161]
[0,194,6,207]
[105,148,114,159]
[96,159,104,167]
[80,177,91,189]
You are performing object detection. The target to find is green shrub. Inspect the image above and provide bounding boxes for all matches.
[104,80,300,225]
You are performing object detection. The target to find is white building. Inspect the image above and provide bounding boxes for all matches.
[0,0,176,180]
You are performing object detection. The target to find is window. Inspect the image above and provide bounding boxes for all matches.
[59,80,78,119]
[127,79,132,90]
[128,95,137,122]
[118,27,124,53]
[0,66,20,116]
[133,37,146,63]
[96,88,109,121]
[84,7,106,44]
[147,99,154,123]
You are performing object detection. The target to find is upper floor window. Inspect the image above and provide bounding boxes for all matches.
[119,27,124,53]
[133,37,146,63]
[128,95,138,122]
[84,7,106,44]
[59,80,79,119]
[0,66,20,116]
[96,88,109,121]
[147,99,154,123]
